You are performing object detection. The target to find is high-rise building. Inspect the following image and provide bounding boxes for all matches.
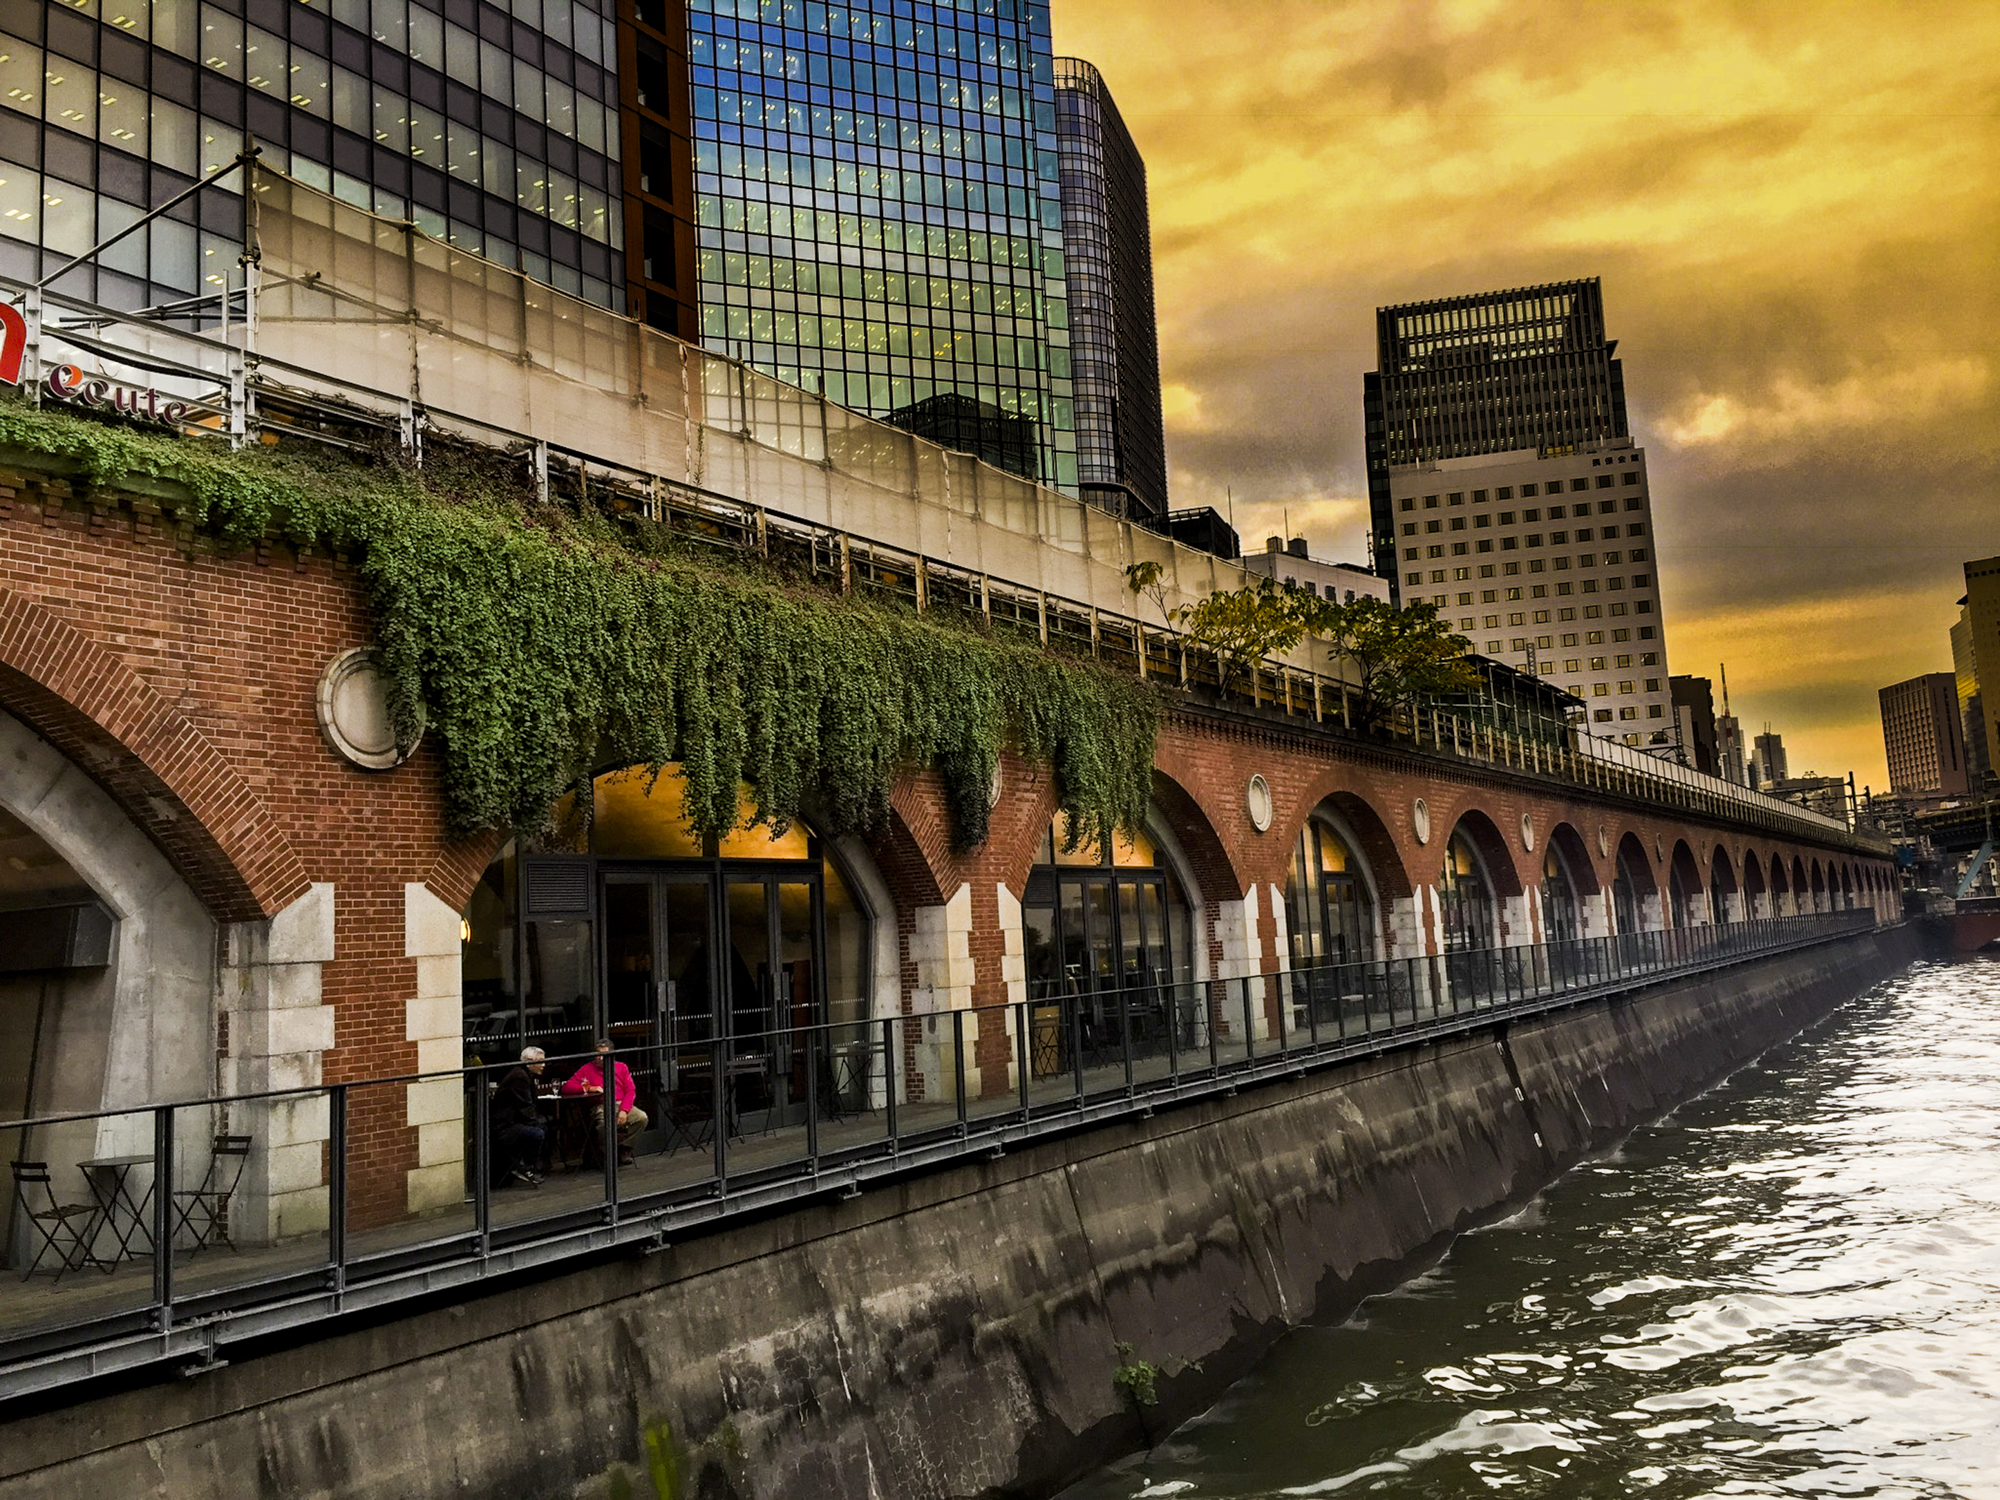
[1051,56,1166,526]
[680,1,1077,491]
[1955,555,2000,789]
[1878,672,1969,800]
[1364,279,1630,595]
[0,0,629,312]
[1670,675,1719,774]
[1752,729,1788,791]
[1385,440,1672,748]
[1716,711,1748,786]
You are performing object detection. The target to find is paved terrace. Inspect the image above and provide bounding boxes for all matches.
[0,911,1877,1400]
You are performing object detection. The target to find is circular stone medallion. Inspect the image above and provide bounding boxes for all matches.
[317,647,421,770]
[1246,774,1274,832]
[1412,797,1432,846]
[1520,813,1536,852]
[1597,825,1610,858]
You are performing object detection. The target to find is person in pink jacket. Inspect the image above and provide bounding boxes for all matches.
[563,1039,649,1164]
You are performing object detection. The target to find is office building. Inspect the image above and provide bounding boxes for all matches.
[1753,729,1788,791]
[1385,439,1672,748]
[1878,672,1969,800]
[1364,278,1630,598]
[681,2,1078,491]
[1242,537,1390,604]
[1955,555,2000,788]
[1716,710,1748,786]
[1670,675,1719,775]
[3,4,1145,514]
[1164,507,1240,561]
[1051,57,1167,526]
[0,0,629,311]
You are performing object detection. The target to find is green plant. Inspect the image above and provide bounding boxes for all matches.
[1315,595,1480,730]
[1112,1341,1159,1408]
[0,401,1159,850]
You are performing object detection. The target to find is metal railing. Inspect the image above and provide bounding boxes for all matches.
[0,268,1885,858]
[0,908,1880,1401]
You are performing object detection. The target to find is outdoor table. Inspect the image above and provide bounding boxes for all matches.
[78,1154,154,1262]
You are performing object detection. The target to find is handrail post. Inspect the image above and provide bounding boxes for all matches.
[471,1068,491,1251]
[805,1020,821,1168]
[1241,976,1256,1064]
[1119,984,1134,1095]
[953,1009,968,1135]
[328,1083,348,1283]
[151,1104,175,1323]
[883,1016,900,1145]
[1017,996,1032,1118]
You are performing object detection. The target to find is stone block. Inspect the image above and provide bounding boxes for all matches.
[404,882,463,959]
[268,882,337,965]
[415,1118,466,1169]
[414,1036,461,1075]
[270,1186,331,1241]
[237,1004,336,1059]
[405,1076,462,1128]
[406,1161,463,1215]
[268,961,324,1010]
[265,1139,326,1196]
[404,995,461,1044]
[413,955,461,1001]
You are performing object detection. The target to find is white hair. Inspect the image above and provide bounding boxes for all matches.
[520,1046,547,1062]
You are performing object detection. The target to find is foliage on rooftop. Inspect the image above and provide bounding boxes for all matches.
[0,400,1160,849]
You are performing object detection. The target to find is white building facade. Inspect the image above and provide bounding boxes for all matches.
[1387,440,1673,750]
[1242,538,1392,604]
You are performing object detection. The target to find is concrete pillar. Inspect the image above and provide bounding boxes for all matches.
[403,883,464,1217]
[906,883,976,1103]
[219,881,337,1245]
[1214,886,1268,1041]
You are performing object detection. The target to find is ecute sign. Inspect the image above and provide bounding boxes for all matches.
[42,363,188,427]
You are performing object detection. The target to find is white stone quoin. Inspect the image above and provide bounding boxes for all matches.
[404,882,466,1215]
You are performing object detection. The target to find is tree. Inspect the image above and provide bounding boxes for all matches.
[1126,564,1320,692]
[1318,597,1480,730]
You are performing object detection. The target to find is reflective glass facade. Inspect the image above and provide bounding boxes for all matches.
[1,0,625,314]
[1052,55,1164,525]
[687,0,1077,490]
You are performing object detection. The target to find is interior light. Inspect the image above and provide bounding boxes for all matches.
[459,917,472,943]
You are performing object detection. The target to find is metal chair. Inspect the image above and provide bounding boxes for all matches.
[171,1135,251,1256]
[9,1161,105,1281]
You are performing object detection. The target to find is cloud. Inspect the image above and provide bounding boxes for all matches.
[1053,0,2000,787]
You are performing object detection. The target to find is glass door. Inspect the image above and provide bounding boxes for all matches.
[725,871,825,1131]
[599,869,719,1152]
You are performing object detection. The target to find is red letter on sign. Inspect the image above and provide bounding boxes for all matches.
[0,303,25,387]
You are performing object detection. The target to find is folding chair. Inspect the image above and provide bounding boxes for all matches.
[9,1161,105,1281]
[172,1135,252,1256]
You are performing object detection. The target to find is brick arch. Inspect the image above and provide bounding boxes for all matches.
[1710,842,1739,893]
[1617,831,1659,899]
[1149,764,1246,903]
[1546,820,1602,894]
[0,586,307,922]
[1442,806,1526,898]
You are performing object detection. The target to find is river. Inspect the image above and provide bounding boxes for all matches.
[1060,956,2000,1500]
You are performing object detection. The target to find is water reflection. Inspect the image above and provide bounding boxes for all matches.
[1062,958,2000,1499]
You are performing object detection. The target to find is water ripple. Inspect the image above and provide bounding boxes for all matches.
[1061,958,2000,1500]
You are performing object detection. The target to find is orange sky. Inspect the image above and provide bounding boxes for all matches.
[1053,0,1999,793]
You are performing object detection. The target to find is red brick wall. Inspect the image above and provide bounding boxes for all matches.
[0,456,1897,1216]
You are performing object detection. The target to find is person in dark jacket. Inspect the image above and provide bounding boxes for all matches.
[490,1046,549,1186]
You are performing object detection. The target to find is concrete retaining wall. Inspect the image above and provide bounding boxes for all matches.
[0,926,1921,1500]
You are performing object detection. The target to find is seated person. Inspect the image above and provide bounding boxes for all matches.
[490,1046,550,1186]
[563,1039,649,1166]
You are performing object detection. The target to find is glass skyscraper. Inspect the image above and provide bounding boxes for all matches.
[1053,55,1165,525]
[1,0,627,314]
[685,0,1077,490]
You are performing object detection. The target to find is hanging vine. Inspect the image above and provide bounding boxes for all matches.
[0,400,1159,849]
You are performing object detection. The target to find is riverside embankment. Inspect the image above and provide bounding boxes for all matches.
[0,924,1921,1500]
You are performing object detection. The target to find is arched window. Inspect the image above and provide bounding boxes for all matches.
[1021,812,1191,1003]
[461,766,875,1134]
[1613,838,1650,934]
[1542,844,1581,944]
[1439,827,1496,953]
[1285,817,1376,970]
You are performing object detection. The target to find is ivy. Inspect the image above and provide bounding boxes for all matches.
[0,400,1159,849]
